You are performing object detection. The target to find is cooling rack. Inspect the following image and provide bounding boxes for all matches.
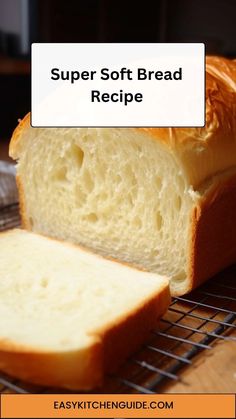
[0,202,236,394]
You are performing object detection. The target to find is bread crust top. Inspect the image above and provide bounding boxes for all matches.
[9,56,236,189]
[139,57,236,188]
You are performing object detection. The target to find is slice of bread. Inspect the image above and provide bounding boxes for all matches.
[0,228,170,390]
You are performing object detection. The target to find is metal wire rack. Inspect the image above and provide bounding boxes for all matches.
[0,203,20,231]
[0,203,236,394]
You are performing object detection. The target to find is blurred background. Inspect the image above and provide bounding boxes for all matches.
[0,0,235,161]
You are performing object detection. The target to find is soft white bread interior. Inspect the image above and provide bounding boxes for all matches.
[11,126,199,295]
[9,57,236,296]
[0,228,170,390]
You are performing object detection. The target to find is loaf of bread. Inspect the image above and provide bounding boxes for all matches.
[10,56,236,296]
[0,228,169,390]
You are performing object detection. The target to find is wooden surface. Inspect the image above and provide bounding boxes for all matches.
[0,139,235,393]
[164,340,236,393]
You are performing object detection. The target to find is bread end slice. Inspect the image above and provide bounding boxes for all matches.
[0,229,170,390]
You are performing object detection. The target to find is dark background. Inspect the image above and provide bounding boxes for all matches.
[0,0,236,139]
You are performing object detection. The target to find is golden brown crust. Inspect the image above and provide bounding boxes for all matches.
[187,172,236,294]
[0,338,103,390]
[206,56,236,91]
[139,58,236,188]
[0,229,170,390]
[9,113,31,160]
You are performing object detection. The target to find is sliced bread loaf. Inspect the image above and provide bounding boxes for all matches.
[9,56,236,296]
[0,228,170,390]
